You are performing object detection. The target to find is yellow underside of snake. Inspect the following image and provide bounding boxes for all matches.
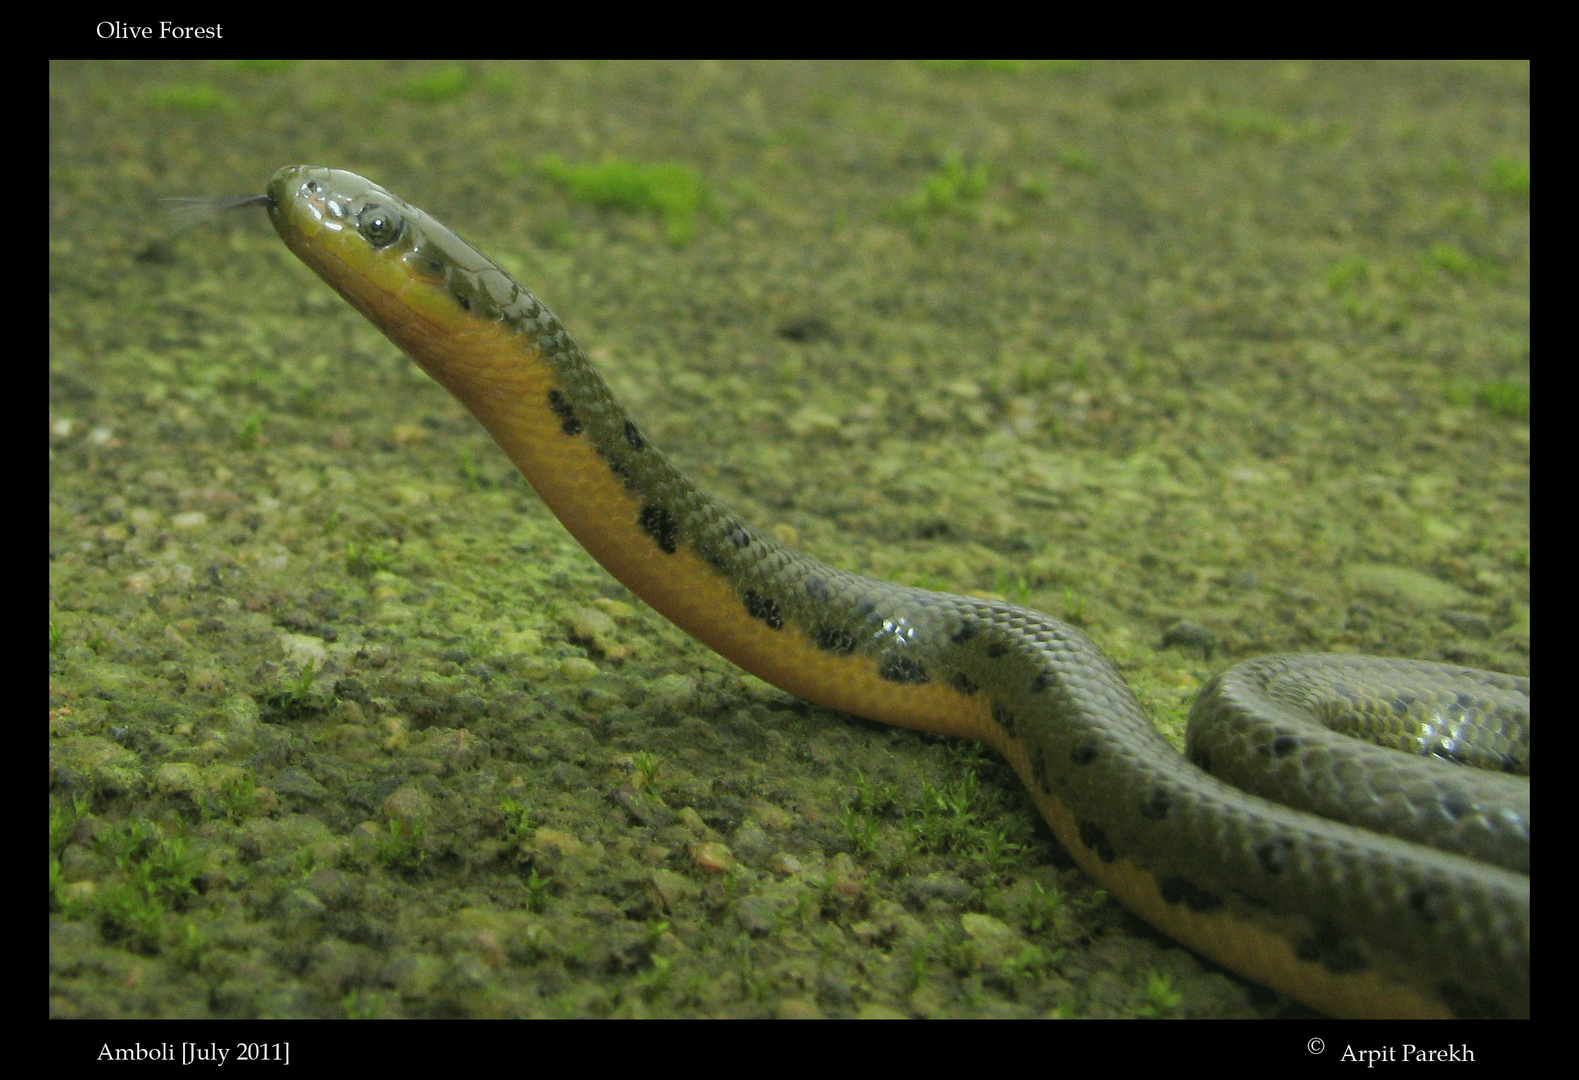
[260,165,1529,1018]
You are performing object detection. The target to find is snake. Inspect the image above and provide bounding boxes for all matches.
[253,165,1529,1018]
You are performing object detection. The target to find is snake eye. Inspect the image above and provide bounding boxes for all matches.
[357,202,404,248]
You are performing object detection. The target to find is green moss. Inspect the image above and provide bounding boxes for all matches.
[232,413,265,450]
[1197,105,1289,142]
[230,60,298,74]
[1487,156,1530,197]
[1056,146,1098,173]
[497,796,533,846]
[398,65,469,104]
[168,918,211,970]
[342,988,384,1019]
[210,770,260,825]
[1473,379,1531,420]
[840,771,892,859]
[1197,105,1342,145]
[1001,942,1059,985]
[456,446,484,489]
[49,856,67,912]
[1059,589,1087,626]
[631,750,662,791]
[994,573,1032,605]
[112,823,202,903]
[344,540,394,578]
[897,150,989,221]
[1426,242,1481,278]
[919,59,1026,75]
[537,154,706,245]
[1139,972,1185,1016]
[910,747,1031,871]
[266,661,330,719]
[376,818,427,874]
[1326,255,1369,292]
[839,802,881,858]
[86,820,204,953]
[97,880,167,951]
[50,795,92,912]
[525,868,552,913]
[145,83,229,112]
[1016,881,1068,936]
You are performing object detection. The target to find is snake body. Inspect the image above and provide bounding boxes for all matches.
[262,165,1529,1018]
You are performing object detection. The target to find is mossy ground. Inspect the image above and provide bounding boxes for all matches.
[50,60,1527,1018]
